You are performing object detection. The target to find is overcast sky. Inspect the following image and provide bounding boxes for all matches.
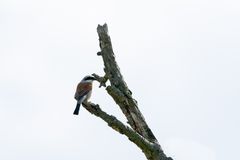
[0,0,240,160]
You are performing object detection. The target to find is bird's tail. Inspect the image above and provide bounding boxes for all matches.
[73,103,81,115]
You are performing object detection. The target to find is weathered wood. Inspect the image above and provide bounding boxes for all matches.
[82,23,173,160]
[82,102,156,154]
[97,24,157,142]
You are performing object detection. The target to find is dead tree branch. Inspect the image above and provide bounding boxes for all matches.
[82,103,157,154]
[82,23,173,160]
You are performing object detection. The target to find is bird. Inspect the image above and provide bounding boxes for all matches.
[73,75,96,115]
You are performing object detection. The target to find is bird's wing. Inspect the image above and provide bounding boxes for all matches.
[74,82,92,101]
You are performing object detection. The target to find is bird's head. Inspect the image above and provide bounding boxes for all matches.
[81,75,96,83]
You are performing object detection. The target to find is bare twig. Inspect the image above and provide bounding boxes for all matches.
[92,73,108,88]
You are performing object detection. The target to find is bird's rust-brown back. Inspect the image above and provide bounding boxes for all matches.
[74,82,92,100]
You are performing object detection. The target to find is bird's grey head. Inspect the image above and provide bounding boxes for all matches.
[81,75,96,83]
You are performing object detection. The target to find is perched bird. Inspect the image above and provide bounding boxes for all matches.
[73,75,96,115]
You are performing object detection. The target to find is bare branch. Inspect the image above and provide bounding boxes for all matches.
[82,102,157,153]
[92,73,108,88]
[97,23,158,143]
[76,23,173,160]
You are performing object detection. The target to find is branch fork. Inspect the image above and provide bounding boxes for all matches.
[80,23,172,160]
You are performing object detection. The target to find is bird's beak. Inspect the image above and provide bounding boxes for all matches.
[91,76,97,81]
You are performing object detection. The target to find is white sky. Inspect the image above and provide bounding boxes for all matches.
[0,0,240,160]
